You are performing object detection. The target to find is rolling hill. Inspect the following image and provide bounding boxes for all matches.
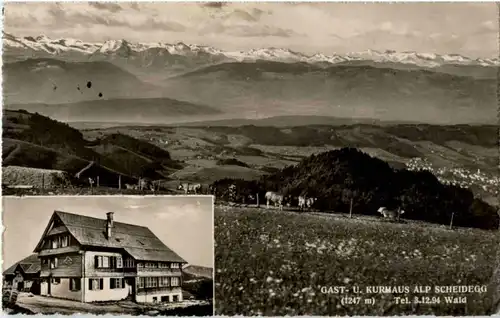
[5,97,222,123]
[161,61,497,125]
[183,265,213,280]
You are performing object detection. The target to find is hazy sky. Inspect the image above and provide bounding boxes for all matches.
[2,196,213,270]
[4,2,498,58]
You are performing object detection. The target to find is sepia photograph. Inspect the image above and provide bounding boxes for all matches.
[1,1,500,316]
[2,196,214,315]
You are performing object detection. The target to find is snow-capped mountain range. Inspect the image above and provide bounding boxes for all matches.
[4,32,499,68]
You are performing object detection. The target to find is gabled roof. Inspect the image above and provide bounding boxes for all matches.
[3,254,40,276]
[35,211,186,263]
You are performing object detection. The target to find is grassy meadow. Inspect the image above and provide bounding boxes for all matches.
[214,205,499,316]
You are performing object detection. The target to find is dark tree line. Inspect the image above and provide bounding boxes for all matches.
[211,148,499,230]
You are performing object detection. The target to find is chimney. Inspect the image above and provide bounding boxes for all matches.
[106,212,114,239]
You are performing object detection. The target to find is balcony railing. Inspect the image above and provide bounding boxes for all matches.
[136,286,182,293]
[137,268,181,274]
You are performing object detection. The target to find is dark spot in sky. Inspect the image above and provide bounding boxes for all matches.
[98,92,103,98]
[203,2,226,9]
[87,81,92,88]
[53,85,57,91]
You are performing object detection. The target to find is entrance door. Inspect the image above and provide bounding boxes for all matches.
[17,282,23,291]
[125,278,135,300]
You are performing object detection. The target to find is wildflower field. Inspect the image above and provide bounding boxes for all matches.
[214,206,499,315]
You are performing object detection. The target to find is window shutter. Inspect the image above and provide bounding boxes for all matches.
[69,279,73,291]
[100,278,103,290]
[89,279,93,290]
[94,256,99,268]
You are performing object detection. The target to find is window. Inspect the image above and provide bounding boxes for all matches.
[145,262,157,268]
[69,278,81,291]
[95,256,113,269]
[124,258,134,268]
[146,277,153,288]
[116,257,123,269]
[171,277,180,287]
[95,256,102,268]
[50,258,58,269]
[110,278,125,289]
[52,278,61,284]
[102,256,109,268]
[61,236,69,248]
[159,263,169,268]
[137,262,144,268]
[159,277,170,287]
[161,296,169,302]
[51,239,58,249]
[89,278,103,291]
[170,263,179,269]
[138,277,145,288]
[173,295,179,302]
[153,297,157,303]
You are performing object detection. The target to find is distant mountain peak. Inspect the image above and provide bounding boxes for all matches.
[3,33,499,68]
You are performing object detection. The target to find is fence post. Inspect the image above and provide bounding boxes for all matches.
[349,198,353,218]
[97,176,100,188]
[449,212,454,230]
[118,175,122,190]
[41,174,45,189]
[256,193,259,207]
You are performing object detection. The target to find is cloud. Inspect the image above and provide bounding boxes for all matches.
[3,2,498,58]
[89,2,123,13]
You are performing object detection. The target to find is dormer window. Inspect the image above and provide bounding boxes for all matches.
[170,262,179,269]
[50,235,70,249]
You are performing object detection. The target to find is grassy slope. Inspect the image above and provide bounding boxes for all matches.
[2,110,181,183]
[215,206,499,316]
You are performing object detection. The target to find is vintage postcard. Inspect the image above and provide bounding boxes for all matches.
[2,1,500,316]
[2,196,214,315]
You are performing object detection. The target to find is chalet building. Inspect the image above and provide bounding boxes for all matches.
[34,211,187,303]
[3,254,41,294]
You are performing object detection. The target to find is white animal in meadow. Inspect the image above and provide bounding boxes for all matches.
[265,191,284,211]
[305,197,317,210]
[178,182,202,194]
[298,196,306,211]
[377,207,404,219]
[298,196,317,211]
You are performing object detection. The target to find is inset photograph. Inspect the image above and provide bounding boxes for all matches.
[2,196,214,315]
